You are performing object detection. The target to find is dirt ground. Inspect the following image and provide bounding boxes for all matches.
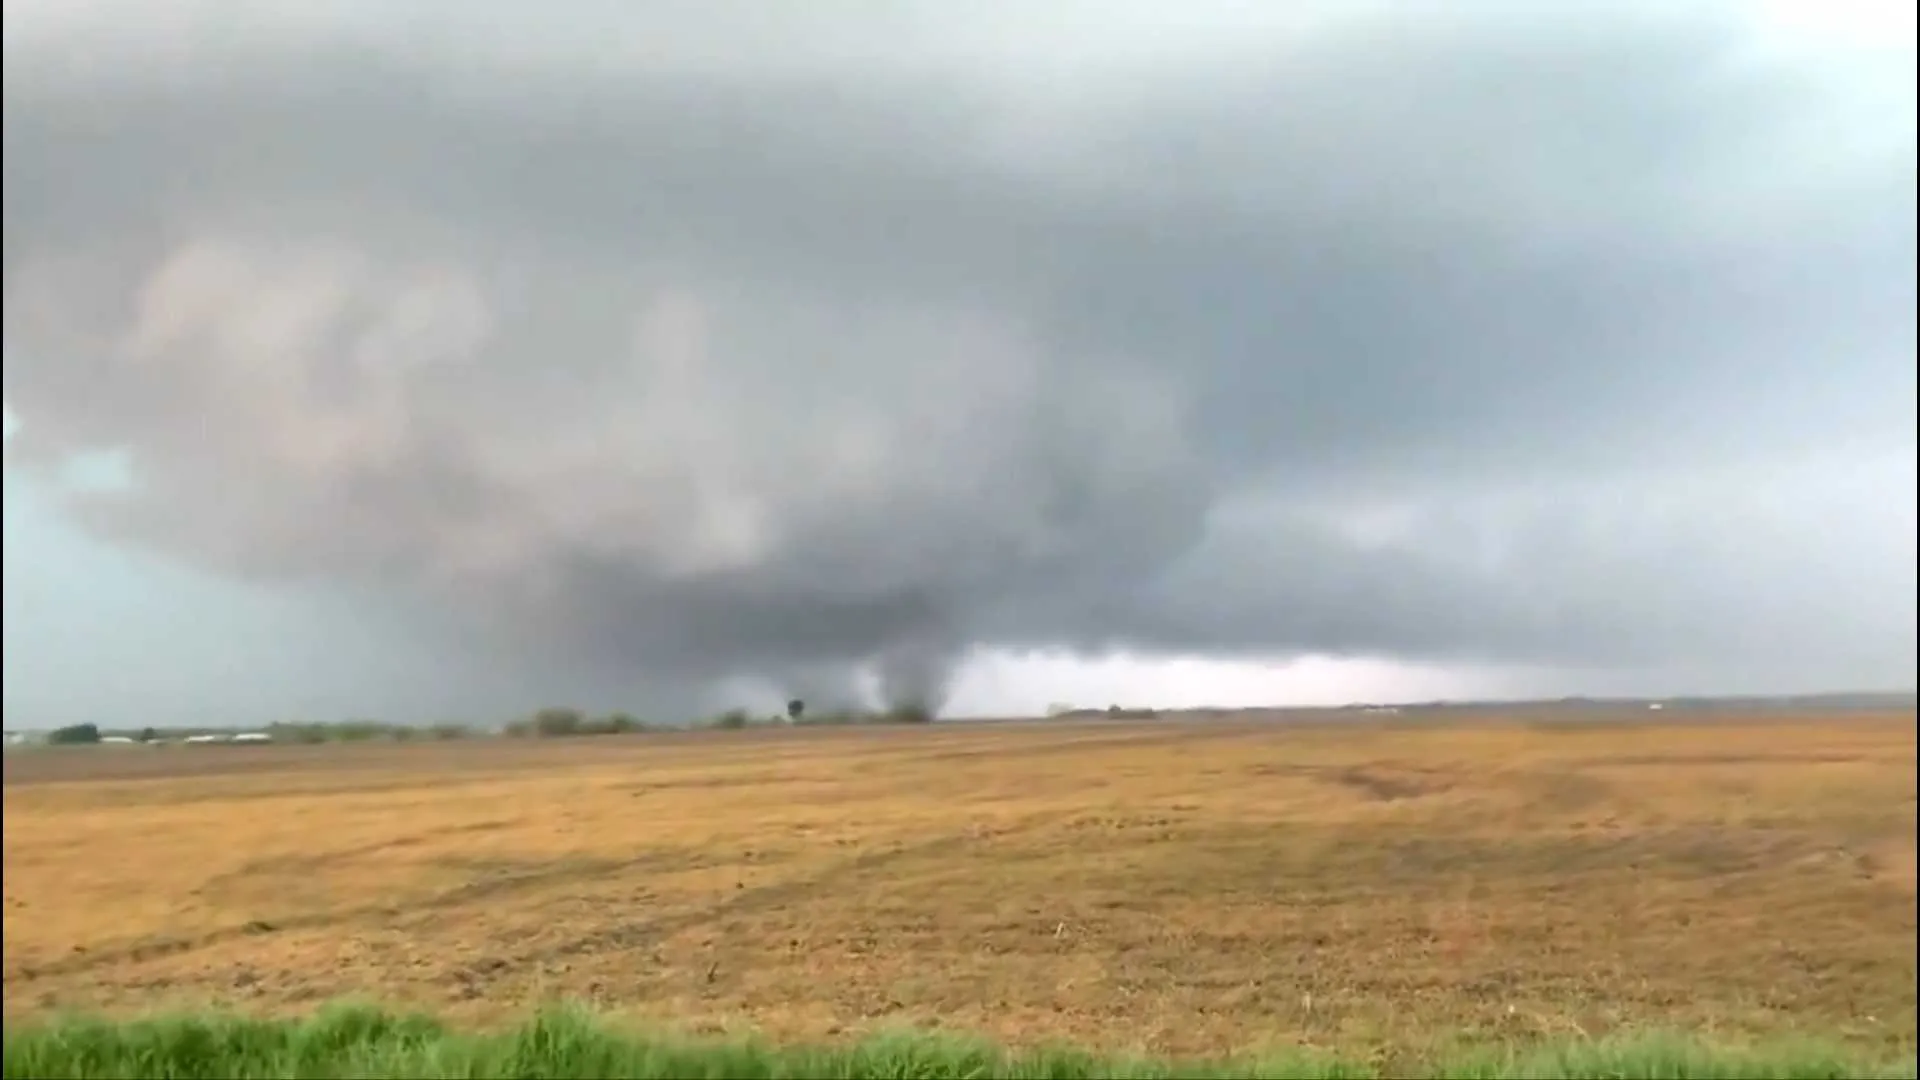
[4,713,1914,1060]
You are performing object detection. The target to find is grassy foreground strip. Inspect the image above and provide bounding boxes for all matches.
[2,1005,1912,1080]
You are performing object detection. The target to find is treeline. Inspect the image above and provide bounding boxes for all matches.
[501,709,656,738]
[30,699,941,748]
[504,701,935,738]
[37,720,476,745]
[267,720,473,743]
[1046,705,1162,721]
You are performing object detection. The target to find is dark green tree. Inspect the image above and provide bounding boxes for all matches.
[532,707,585,737]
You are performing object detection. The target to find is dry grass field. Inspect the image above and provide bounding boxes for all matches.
[3,713,1914,1063]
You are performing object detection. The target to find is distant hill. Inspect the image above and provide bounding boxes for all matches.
[1040,690,1916,723]
[1393,691,1917,713]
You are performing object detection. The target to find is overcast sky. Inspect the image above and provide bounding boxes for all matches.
[3,0,1914,728]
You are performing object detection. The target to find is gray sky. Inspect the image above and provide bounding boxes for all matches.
[3,0,1914,727]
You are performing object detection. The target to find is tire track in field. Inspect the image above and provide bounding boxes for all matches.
[878,724,1263,768]
[448,811,1082,991]
[197,819,518,896]
[4,847,705,984]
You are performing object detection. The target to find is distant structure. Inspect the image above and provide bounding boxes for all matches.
[183,732,269,744]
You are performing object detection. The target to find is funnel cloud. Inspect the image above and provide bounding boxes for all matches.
[3,1,1914,722]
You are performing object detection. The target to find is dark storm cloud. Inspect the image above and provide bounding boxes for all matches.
[3,1,1913,709]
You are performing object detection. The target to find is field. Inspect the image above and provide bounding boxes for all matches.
[4,712,1915,1074]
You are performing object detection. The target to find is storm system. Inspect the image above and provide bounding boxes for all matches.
[3,1,1914,721]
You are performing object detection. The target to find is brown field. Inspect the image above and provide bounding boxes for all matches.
[4,713,1915,1060]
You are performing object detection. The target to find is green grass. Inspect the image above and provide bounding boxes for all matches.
[2,1005,1912,1080]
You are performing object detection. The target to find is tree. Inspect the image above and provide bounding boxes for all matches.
[885,701,934,724]
[48,723,101,745]
[786,698,806,723]
[592,713,644,735]
[532,707,584,737]
[137,726,159,743]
